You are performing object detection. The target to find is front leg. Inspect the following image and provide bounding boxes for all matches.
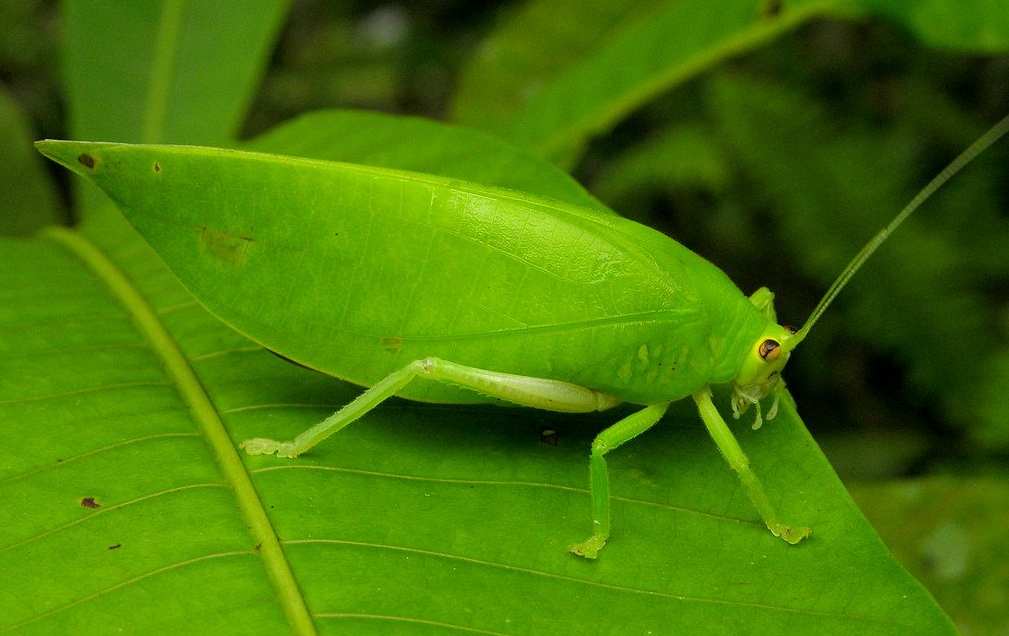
[693,386,811,544]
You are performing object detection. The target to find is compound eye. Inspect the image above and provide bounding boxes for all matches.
[758,339,781,361]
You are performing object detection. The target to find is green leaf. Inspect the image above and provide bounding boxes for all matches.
[591,121,732,215]
[8,137,958,634]
[451,0,849,164]
[859,0,1009,52]
[63,0,289,145]
[0,85,63,235]
[449,0,661,134]
[243,109,612,214]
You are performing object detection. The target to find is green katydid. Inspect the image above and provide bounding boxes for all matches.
[35,113,1009,559]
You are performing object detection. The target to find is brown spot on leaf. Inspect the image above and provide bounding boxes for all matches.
[77,153,96,169]
[761,0,783,17]
[381,336,403,354]
[80,497,100,509]
[108,543,122,550]
[153,161,161,173]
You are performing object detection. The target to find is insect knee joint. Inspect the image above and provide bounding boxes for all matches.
[591,438,610,456]
[417,357,438,374]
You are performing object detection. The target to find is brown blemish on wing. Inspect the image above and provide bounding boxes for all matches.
[199,226,254,269]
[77,153,97,169]
[153,161,162,173]
[80,497,101,509]
[381,336,402,354]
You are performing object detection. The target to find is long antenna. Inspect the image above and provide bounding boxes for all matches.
[783,113,1009,353]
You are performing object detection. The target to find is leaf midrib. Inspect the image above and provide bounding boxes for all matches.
[40,226,317,636]
[142,0,186,143]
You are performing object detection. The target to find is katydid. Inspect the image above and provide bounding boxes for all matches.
[35,114,1009,559]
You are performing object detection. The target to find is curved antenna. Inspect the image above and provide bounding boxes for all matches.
[782,113,1009,353]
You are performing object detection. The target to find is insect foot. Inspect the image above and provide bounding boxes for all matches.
[569,535,607,559]
[769,522,812,545]
[240,438,301,458]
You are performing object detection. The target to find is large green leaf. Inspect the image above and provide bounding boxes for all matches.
[0,230,309,634]
[63,0,289,146]
[3,133,957,634]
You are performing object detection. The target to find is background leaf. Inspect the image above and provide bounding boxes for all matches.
[63,0,289,146]
[0,230,308,634]
[850,477,1009,635]
[451,0,1009,168]
[244,109,612,213]
[0,85,62,234]
[859,0,1009,51]
[451,0,847,164]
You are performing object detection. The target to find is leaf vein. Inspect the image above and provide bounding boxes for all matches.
[0,432,201,485]
[0,550,254,634]
[0,342,150,360]
[314,613,512,635]
[289,539,906,626]
[251,463,754,525]
[0,381,172,406]
[0,482,227,553]
[189,345,264,362]
[155,299,200,315]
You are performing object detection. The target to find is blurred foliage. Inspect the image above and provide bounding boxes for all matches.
[2,1,1007,632]
[242,0,502,135]
[0,0,61,136]
[850,477,1009,635]
[0,85,63,233]
[0,0,65,232]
